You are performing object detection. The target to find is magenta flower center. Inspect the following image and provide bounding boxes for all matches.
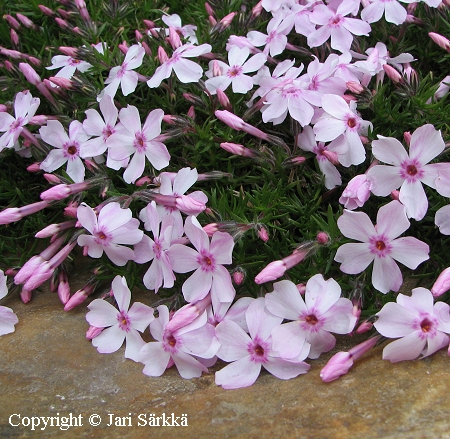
[10,117,24,131]
[117,310,130,331]
[153,239,162,259]
[305,314,318,325]
[299,309,323,332]
[94,227,112,245]
[228,66,243,77]
[400,158,424,183]
[248,337,269,363]
[329,15,343,27]
[102,125,115,141]
[134,132,147,152]
[198,251,216,271]
[117,63,128,78]
[369,234,392,257]
[63,141,80,157]
[163,331,180,353]
[69,58,81,66]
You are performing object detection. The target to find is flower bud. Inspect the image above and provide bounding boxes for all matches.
[431,267,450,297]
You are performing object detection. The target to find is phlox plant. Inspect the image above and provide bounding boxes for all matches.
[1,0,450,389]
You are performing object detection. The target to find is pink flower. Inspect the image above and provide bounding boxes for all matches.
[435,204,450,235]
[80,95,119,158]
[147,43,212,88]
[361,0,407,25]
[46,54,92,85]
[367,124,450,221]
[205,46,266,95]
[167,216,235,304]
[107,105,170,183]
[335,200,429,293]
[138,305,218,378]
[77,202,143,266]
[313,94,372,167]
[40,120,90,183]
[339,174,372,210]
[265,276,356,359]
[0,91,40,150]
[298,125,343,189]
[374,288,450,362]
[0,270,19,336]
[133,201,176,293]
[97,44,145,100]
[86,276,154,361]
[308,2,371,53]
[215,298,310,389]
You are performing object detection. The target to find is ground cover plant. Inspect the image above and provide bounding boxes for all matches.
[1,0,450,388]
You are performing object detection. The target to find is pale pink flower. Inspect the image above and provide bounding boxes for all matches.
[80,95,119,158]
[205,46,266,94]
[339,174,372,210]
[107,105,170,183]
[374,288,450,362]
[77,202,143,266]
[335,200,429,293]
[0,270,19,336]
[297,125,343,189]
[133,201,176,293]
[361,0,407,25]
[86,276,154,361]
[247,13,293,57]
[147,43,212,88]
[0,91,40,150]
[40,120,90,183]
[215,297,310,389]
[304,54,347,95]
[160,14,198,43]
[313,94,372,167]
[367,124,450,221]
[46,54,92,86]
[435,204,450,235]
[97,44,145,100]
[307,2,371,53]
[265,276,356,359]
[139,305,218,379]
[167,216,235,304]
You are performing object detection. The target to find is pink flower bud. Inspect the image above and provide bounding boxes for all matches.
[55,17,70,29]
[220,142,252,157]
[168,26,181,49]
[431,267,450,297]
[29,115,49,125]
[49,76,73,89]
[86,326,103,339]
[383,64,403,84]
[215,110,269,140]
[255,260,286,284]
[403,131,412,146]
[4,14,21,30]
[252,1,263,18]
[40,182,89,201]
[339,174,371,210]
[322,150,340,165]
[216,88,231,110]
[212,60,222,77]
[158,46,169,64]
[209,16,217,26]
[57,270,71,304]
[43,173,62,184]
[187,105,196,119]
[18,62,41,85]
[342,94,357,104]
[0,200,50,225]
[320,352,353,382]
[20,289,33,304]
[202,223,219,236]
[143,19,155,29]
[316,232,329,245]
[16,13,36,29]
[257,225,269,242]
[10,29,19,46]
[390,190,400,201]
[346,81,364,94]
[64,201,79,217]
[232,268,245,285]
[429,32,450,53]
[64,282,96,311]
[135,176,152,186]
[35,220,76,238]
[175,195,206,215]
[205,2,215,16]
[27,162,42,172]
[38,5,54,16]
[118,40,129,54]
[356,320,373,334]
[219,12,236,29]
[296,283,306,294]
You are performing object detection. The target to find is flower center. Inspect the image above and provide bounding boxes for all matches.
[117,310,130,331]
[198,252,216,271]
[420,318,433,332]
[330,15,343,27]
[153,240,162,259]
[64,142,79,156]
[400,158,424,182]
[102,125,114,140]
[167,335,176,346]
[134,132,147,152]
[406,165,417,176]
[254,344,265,356]
[227,66,242,77]
[305,314,318,325]
[347,117,357,129]
[97,231,107,240]
[376,240,385,251]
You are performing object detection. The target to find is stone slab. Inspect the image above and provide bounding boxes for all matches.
[1,284,449,439]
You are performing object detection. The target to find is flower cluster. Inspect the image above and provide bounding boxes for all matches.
[1,0,450,390]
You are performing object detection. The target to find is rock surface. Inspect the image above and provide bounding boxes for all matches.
[1,280,449,439]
